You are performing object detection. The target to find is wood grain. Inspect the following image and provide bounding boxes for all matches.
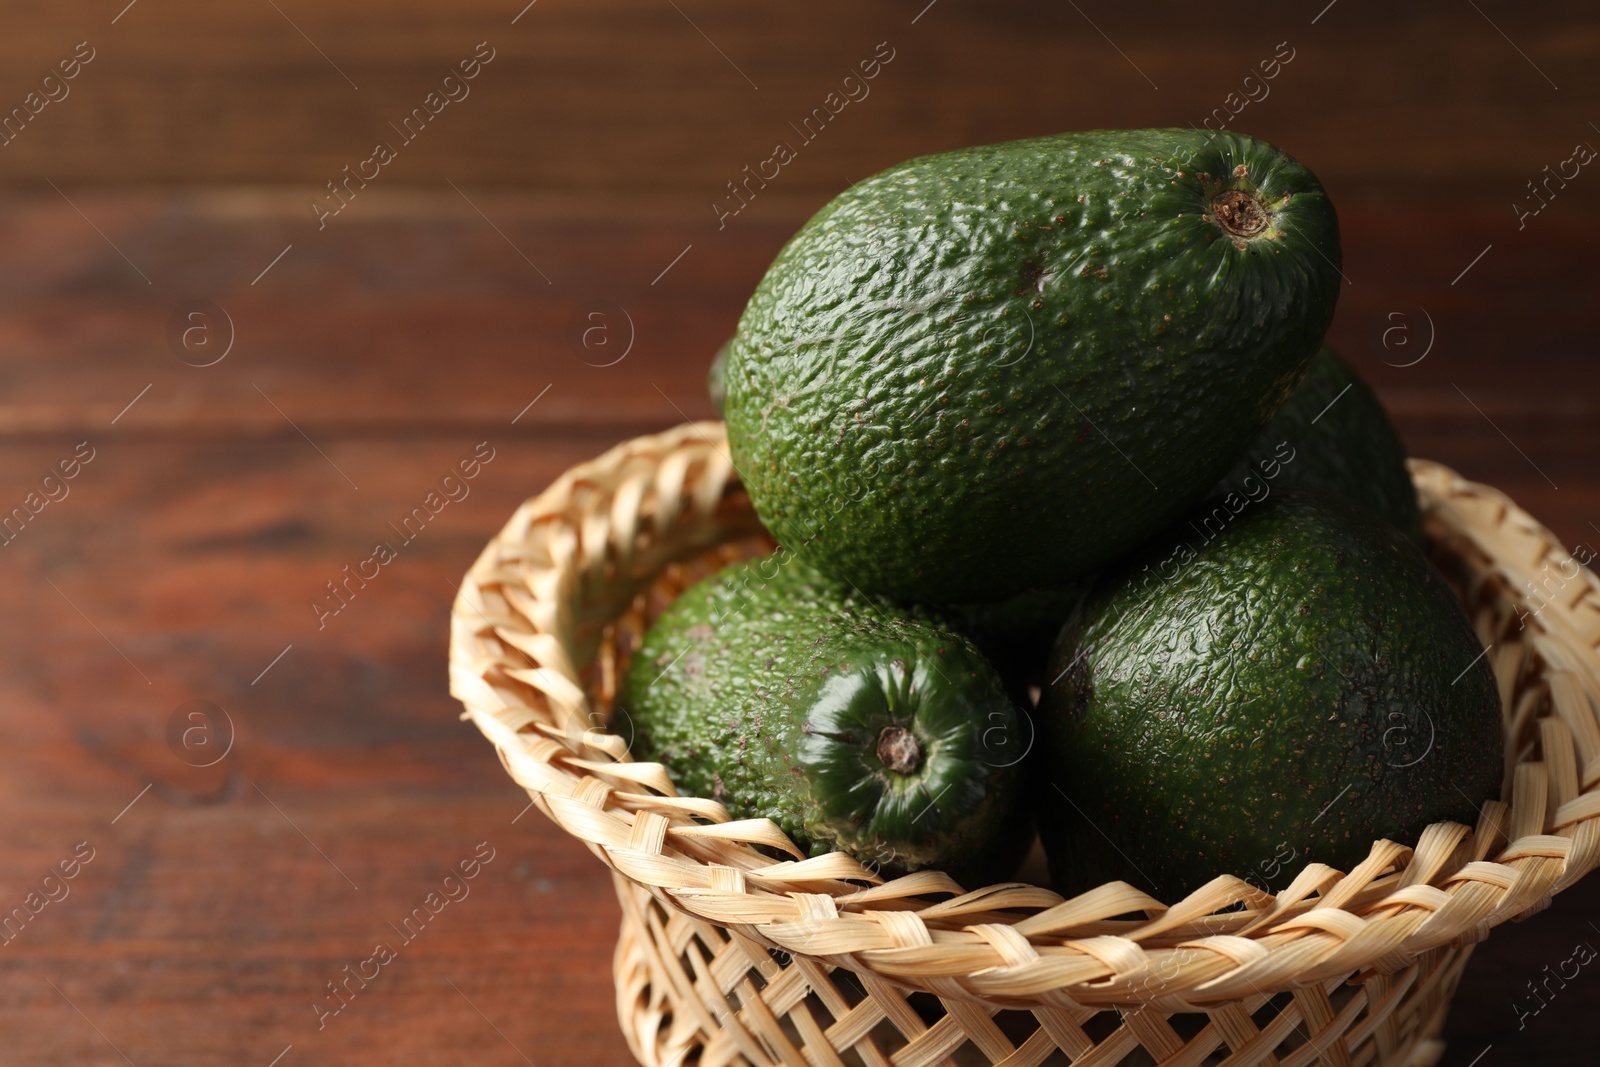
[0,0,1594,207]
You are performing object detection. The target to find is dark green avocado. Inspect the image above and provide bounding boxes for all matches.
[725,128,1342,602]
[619,552,1031,885]
[949,584,1087,698]
[708,336,731,416]
[1214,345,1423,542]
[1036,491,1502,902]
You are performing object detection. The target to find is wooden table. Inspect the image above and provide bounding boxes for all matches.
[2,2,1598,1063]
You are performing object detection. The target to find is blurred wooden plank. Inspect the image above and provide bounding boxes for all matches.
[0,433,637,1065]
[0,0,1593,205]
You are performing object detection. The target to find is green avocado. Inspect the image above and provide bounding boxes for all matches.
[725,128,1342,602]
[1036,492,1502,902]
[949,584,1087,696]
[708,336,731,416]
[1214,345,1423,542]
[619,552,1030,885]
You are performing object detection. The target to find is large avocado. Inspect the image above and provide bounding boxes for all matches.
[725,128,1342,602]
[1214,345,1423,542]
[619,552,1030,885]
[1035,492,1502,902]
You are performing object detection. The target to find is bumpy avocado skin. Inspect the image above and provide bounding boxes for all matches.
[619,553,1031,886]
[725,128,1342,602]
[1214,345,1423,542]
[1035,492,1502,902]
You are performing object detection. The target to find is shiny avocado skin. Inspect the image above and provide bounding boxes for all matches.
[618,553,1030,885]
[724,128,1342,603]
[1214,345,1423,543]
[1035,492,1502,902]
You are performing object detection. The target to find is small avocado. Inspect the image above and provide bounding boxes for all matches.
[708,336,731,416]
[1214,345,1423,542]
[1035,492,1502,901]
[725,128,1342,602]
[619,552,1031,886]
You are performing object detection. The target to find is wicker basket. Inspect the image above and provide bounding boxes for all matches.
[449,421,1600,1067]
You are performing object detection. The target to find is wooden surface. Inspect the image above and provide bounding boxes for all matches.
[2,2,1599,1065]
[0,0,1596,202]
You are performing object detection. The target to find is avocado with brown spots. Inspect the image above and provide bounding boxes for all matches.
[1034,492,1502,901]
[618,552,1030,885]
[723,128,1342,602]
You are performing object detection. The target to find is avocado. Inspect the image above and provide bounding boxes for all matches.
[708,336,731,416]
[619,551,1030,885]
[724,128,1342,602]
[950,584,1087,696]
[1214,345,1423,542]
[1036,492,1502,902]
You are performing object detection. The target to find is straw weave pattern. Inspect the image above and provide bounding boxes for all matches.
[449,422,1600,1066]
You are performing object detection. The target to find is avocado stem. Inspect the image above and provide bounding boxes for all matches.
[1211,189,1271,238]
[876,726,923,775]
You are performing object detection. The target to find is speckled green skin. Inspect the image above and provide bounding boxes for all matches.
[619,553,1030,884]
[1214,346,1423,543]
[1036,493,1502,902]
[725,128,1342,602]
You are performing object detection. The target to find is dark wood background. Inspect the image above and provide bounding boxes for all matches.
[1,1,1596,1064]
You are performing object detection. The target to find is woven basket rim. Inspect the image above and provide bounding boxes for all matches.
[449,420,1600,1006]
